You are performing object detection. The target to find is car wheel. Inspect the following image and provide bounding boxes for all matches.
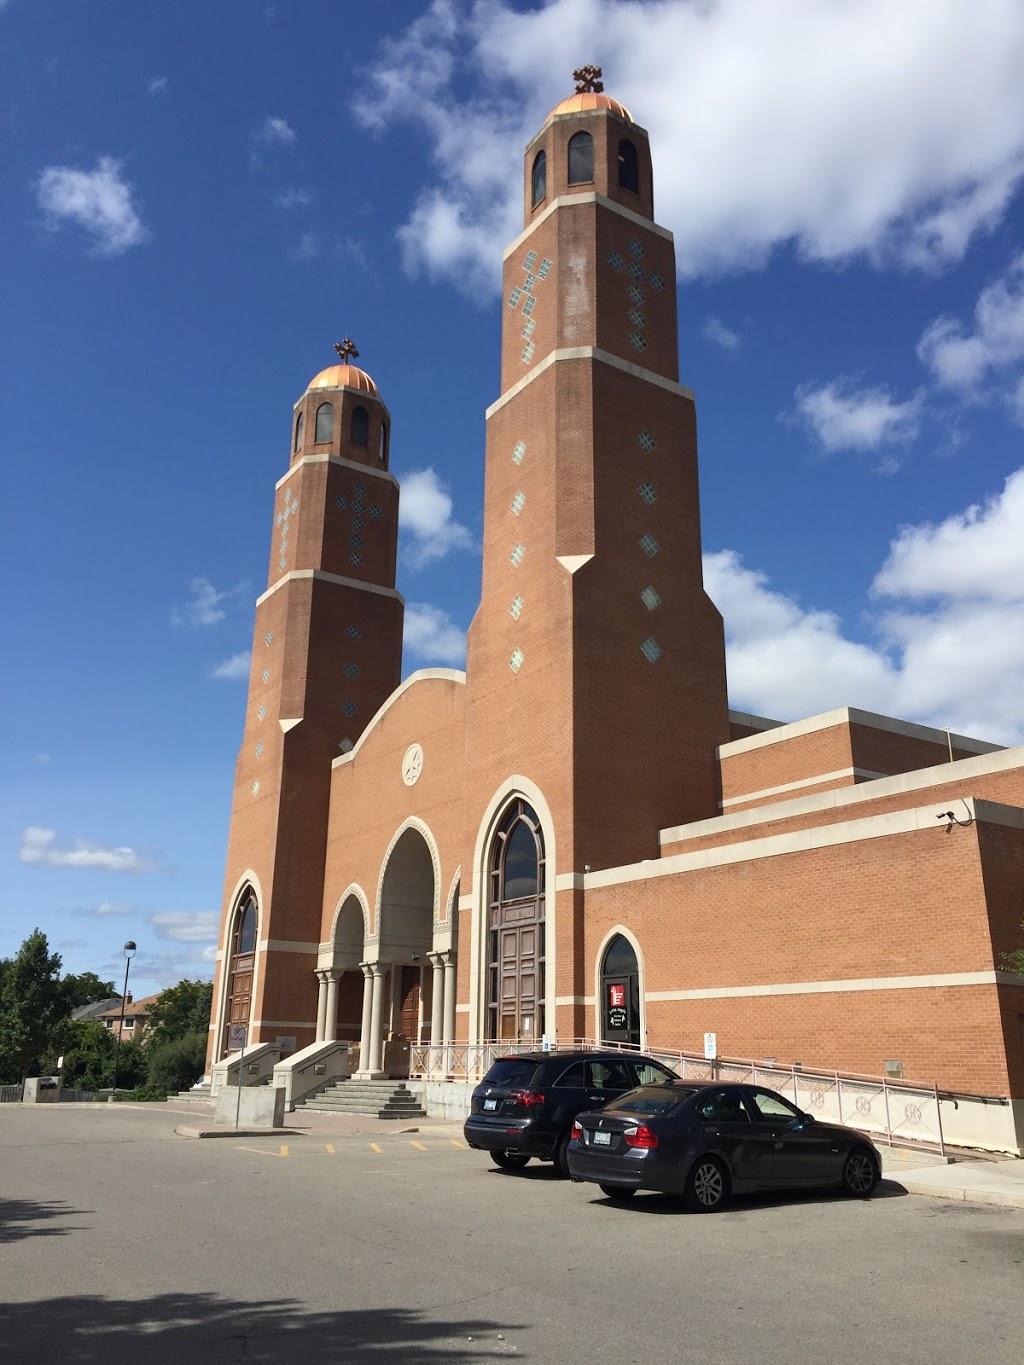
[491,1149,531,1170]
[554,1134,572,1179]
[841,1147,879,1198]
[599,1184,635,1202]
[683,1156,729,1213]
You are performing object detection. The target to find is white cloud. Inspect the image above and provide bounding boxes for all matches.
[172,577,244,627]
[255,115,296,146]
[703,317,741,352]
[289,231,370,272]
[399,467,476,568]
[31,752,53,765]
[918,252,1024,402]
[147,76,168,95]
[73,901,137,919]
[149,910,219,944]
[35,156,147,256]
[404,603,467,666]
[704,465,1024,744]
[211,650,251,680]
[356,0,1024,293]
[791,379,923,453]
[19,828,157,872]
[275,187,310,210]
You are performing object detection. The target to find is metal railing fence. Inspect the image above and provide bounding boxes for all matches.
[0,1084,22,1103]
[409,1038,958,1156]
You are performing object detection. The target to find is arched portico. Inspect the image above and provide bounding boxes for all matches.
[316,889,370,1044]
[355,820,444,1077]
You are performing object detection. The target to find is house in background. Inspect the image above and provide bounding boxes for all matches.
[96,994,160,1043]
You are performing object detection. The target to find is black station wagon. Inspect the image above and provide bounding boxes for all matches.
[463,1050,677,1176]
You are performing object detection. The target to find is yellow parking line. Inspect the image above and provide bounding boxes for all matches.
[451,1139,467,1148]
[237,1145,286,1158]
[370,1142,383,1154]
[280,1145,289,1157]
[411,1141,428,1151]
[325,1144,335,1155]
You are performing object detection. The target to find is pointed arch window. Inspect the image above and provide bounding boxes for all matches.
[223,888,258,1055]
[294,410,304,452]
[568,130,594,185]
[601,933,640,1049]
[315,402,334,443]
[378,420,388,464]
[618,139,639,194]
[487,799,545,1042]
[350,405,369,447]
[531,149,547,207]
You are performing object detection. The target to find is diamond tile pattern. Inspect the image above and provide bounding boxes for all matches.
[509,595,524,619]
[509,648,525,673]
[342,699,358,718]
[264,630,273,646]
[637,430,656,452]
[637,481,658,505]
[345,625,361,640]
[510,543,525,567]
[511,491,526,515]
[512,441,526,464]
[641,586,661,611]
[344,662,359,679]
[641,637,662,663]
[639,533,660,558]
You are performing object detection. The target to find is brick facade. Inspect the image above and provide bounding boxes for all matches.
[209,89,1024,1138]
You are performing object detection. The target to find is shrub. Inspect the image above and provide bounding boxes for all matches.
[146,1031,207,1094]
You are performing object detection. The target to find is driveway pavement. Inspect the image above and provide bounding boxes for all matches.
[2,1104,1021,1364]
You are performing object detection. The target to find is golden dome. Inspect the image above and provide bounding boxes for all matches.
[548,91,632,122]
[307,363,378,394]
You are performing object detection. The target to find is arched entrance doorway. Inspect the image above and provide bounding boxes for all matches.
[377,827,436,1069]
[223,888,257,1055]
[486,799,545,1042]
[600,934,641,1049]
[328,894,366,1042]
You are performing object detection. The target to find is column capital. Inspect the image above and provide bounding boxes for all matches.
[326,967,343,983]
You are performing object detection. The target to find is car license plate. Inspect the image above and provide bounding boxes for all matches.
[484,1098,497,1111]
[593,1130,611,1146]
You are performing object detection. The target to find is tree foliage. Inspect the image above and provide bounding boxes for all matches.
[62,971,116,1010]
[146,1032,208,1094]
[1000,919,1024,977]
[0,930,67,1082]
[145,979,213,1050]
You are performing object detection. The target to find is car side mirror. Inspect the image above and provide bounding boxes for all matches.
[791,1113,814,1129]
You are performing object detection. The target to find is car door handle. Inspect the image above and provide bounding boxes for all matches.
[587,1095,604,1103]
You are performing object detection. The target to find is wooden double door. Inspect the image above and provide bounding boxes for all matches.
[491,902,543,1042]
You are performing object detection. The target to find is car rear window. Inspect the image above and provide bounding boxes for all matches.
[481,1059,543,1088]
[612,1085,697,1116]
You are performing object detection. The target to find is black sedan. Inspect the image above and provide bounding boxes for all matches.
[567,1080,882,1211]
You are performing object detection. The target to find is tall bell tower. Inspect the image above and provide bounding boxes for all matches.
[464,70,729,875]
[210,343,404,1064]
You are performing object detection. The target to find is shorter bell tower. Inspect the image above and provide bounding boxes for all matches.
[209,343,405,1066]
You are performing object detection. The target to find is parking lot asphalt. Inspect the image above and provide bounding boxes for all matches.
[2,1104,1022,1364]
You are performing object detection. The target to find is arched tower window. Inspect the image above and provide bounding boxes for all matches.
[378,420,388,463]
[618,139,639,193]
[350,405,369,447]
[486,799,545,1042]
[294,411,304,452]
[223,888,258,1056]
[315,402,333,443]
[568,130,594,185]
[531,149,547,206]
[600,933,641,1049]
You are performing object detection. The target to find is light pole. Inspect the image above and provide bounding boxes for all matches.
[109,940,137,1102]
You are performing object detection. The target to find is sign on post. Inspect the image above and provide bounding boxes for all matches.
[228,1023,248,1052]
[703,1032,717,1061]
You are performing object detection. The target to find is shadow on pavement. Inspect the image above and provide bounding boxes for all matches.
[0,1197,88,1244]
[0,1293,523,1363]
[578,1182,909,1216]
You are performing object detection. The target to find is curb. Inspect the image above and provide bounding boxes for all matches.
[895,1178,1024,1210]
[174,1125,301,1139]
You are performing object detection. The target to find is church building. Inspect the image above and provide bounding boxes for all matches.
[208,73,1024,1153]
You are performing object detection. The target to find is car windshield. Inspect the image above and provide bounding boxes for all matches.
[609,1085,696,1115]
[481,1059,543,1088]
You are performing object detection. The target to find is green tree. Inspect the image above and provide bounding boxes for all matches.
[0,930,67,1082]
[146,1031,208,1094]
[145,979,214,1049]
[1000,918,1024,976]
[48,1019,116,1091]
[62,971,116,1010]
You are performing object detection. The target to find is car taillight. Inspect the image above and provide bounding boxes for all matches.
[624,1125,658,1149]
[571,1120,583,1140]
[508,1089,545,1107]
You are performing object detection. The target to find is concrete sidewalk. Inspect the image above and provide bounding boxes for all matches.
[882,1155,1024,1209]
[163,1098,467,1141]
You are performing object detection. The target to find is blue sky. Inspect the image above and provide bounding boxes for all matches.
[4,0,1024,993]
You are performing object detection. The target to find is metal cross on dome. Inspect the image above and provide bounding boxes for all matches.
[334,338,359,364]
[573,65,604,94]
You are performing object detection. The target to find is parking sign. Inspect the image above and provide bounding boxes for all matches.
[228,1023,247,1052]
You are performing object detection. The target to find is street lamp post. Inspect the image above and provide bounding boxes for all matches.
[109,940,137,1102]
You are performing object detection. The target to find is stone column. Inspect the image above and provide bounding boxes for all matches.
[442,952,457,1046]
[428,953,445,1075]
[357,964,374,1073]
[366,963,387,1076]
[324,970,340,1043]
[314,971,329,1042]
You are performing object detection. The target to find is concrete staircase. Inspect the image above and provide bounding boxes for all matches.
[296,1079,426,1120]
[172,1082,212,1104]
